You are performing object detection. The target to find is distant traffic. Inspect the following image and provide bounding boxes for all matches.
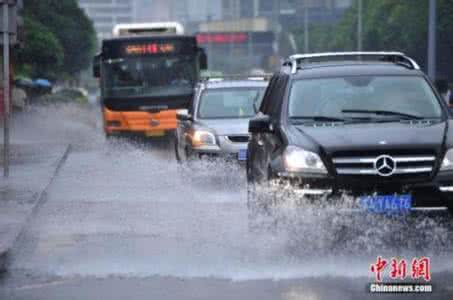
[93,23,453,224]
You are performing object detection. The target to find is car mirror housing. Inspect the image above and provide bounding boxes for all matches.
[249,115,272,133]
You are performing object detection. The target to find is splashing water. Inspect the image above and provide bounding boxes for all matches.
[6,103,453,281]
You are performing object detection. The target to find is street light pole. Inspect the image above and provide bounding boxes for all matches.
[357,0,363,51]
[304,4,309,53]
[427,0,437,79]
[205,0,211,60]
[2,0,10,178]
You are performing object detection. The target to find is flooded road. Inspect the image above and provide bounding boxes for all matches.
[1,104,453,299]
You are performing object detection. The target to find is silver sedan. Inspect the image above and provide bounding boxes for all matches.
[175,78,268,163]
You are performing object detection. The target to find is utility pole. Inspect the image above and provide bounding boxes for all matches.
[1,0,16,178]
[253,0,259,17]
[357,0,363,51]
[2,1,8,178]
[205,0,211,60]
[427,0,437,79]
[304,3,309,53]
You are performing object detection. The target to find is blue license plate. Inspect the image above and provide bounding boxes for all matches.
[359,194,412,214]
[238,149,247,161]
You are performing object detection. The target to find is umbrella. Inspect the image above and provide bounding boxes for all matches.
[34,78,52,87]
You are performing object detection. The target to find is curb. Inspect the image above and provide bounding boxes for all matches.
[0,144,72,273]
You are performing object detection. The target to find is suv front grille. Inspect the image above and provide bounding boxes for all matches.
[227,135,250,143]
[332,151,437,179]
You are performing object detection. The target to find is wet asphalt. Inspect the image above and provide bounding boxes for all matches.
[0,104,452,300]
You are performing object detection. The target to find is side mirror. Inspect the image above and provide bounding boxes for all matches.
[177,109,193,122]
[249,115,272,133]
[93,54,101,78]
[198,48,208,70]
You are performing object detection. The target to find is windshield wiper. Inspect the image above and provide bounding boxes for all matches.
[342,109,424,120]
[290,116,347,123]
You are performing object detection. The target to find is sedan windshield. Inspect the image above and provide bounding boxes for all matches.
[198,87,266,119]
[288,76,443,121]
[104,55,196,98]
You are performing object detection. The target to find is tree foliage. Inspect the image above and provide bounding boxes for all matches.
[17,17,64,79]
[292,0,453,81]
[17,0,96,80]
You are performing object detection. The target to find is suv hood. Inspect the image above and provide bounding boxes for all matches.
[197,118,250,136]
[292,121,447,154]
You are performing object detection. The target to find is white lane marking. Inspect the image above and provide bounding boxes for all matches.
[10,278,79,291]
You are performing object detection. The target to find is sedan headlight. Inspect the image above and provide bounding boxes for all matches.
[191,130,216,147]
[284,146,327,174]
[441,149,453,171]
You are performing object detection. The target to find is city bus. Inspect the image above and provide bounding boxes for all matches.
[93,23,207,138]
[113,22,185,36]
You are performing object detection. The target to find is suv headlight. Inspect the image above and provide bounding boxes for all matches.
[441,149,453,171]
[284,146,327,174]
[191,130,216,147]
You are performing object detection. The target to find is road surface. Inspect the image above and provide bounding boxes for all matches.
[1,104,453,299]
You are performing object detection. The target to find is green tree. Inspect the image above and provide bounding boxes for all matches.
[293,24,338,53]
[20,0,96,79]
[333,0,453,80]
[290,0,453,81]
[16,17,64,80]
[437,0,453,80]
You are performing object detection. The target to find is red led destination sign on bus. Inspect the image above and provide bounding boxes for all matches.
[124,43,176,55]
[196,33,249,44]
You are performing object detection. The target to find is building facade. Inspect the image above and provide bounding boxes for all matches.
[135,0,171,23]
[78,0,353,40]
[78,0,136,40]
[134,0,222,33]
[295,0,354,24]
[221,0,353,27]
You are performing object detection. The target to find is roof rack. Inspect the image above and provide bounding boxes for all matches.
[283,52,421,74]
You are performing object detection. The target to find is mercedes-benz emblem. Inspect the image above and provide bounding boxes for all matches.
[374,155,397,177]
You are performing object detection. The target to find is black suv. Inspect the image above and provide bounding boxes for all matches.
[247,52,453,216]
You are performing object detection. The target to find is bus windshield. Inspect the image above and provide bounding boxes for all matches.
[103,55,197,98]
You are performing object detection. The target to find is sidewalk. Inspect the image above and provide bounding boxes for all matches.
[0,142,70,272]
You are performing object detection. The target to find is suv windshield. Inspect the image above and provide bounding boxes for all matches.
[288,76,443,121]
[198,87,266,119]
[104,55,196,98]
